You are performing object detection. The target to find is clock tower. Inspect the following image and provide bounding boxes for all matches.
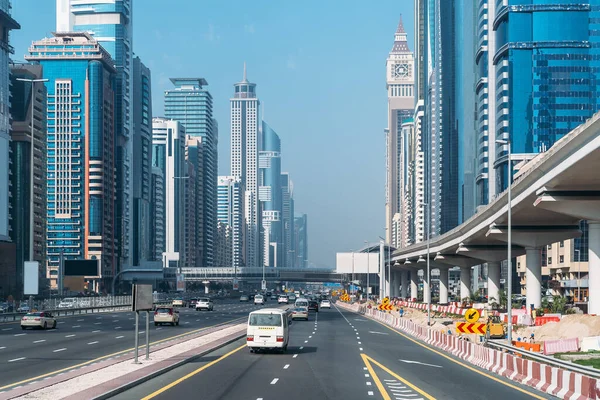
[385,15,415,247]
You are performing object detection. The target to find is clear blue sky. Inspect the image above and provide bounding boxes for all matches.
[11,0,414,268]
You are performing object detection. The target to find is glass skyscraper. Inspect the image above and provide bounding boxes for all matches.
[165,78,217,268]
[217,176,243,269]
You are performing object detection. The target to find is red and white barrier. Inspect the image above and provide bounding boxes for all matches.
[544,338,580,355]
[336,301,599,400]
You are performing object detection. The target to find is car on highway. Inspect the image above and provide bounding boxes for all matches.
[287,294,297,302]
[290,307,309,321]
[254,294,265,305]
[277,295,288,304]
[188,298,199,308]
[240,295,250,302]
[320,299,331,309]
[196,298,214,311]
[17,304,30,313]
[58,298,77,309]
[21,311,56,330]
[308,300,319,312]
[172,298,186,307]
[247,308,290,353]
[270,294,278,301]
[295,298,309,308]
[249,294,256,301]
[154,306,180,326]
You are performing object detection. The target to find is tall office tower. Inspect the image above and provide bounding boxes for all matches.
[165,78,216,268]
[281,173,294,267]
[9,63,47,297]
[183,160,196,268]
[57,0,134,271]
[132,56,152,266]
[215,221,232,268]
[152,118,185,269]
[230,66,261,268]
[398,118,415,248]
[150,167,165,262]
[186,136,205,267]
[218,176,244,269]
[26,32,117,290]
[385,15,415,246]
[0,2,19,251]
[259,122,283,268]
[293,214,308,268]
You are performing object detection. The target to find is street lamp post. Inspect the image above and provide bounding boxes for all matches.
[16,77,48,265]
[418,202,431,327]
[496,138,512,342]
[574,249,581,302]
[365,240,370,301]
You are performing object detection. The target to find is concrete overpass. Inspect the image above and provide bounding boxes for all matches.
[163,267,346,284]
[387,111,600,313]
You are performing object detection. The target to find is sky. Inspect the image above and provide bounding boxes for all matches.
[11,0,415,268]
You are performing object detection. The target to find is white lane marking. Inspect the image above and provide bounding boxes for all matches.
[77,319,84,322]
[283,364,290,369]
[156,328,162,330]
[185,322,190,324]
[358,342,362,344]
[8,357,25,362]
[257,398,263,400]
[115,326,122,329]
[364,367,368,370]
[365,374,370,377]
[312,331,315,334]
[94,322,102,325]
[368,391,374,395]
[96,317,102,319]
[368,331,389,335]
[87,341,99,345]
[0,346,6,349]
[53,348,67,352]
[65,334,76,338]
[304,340,308,343]
[112,320,119,323]
[309,336,312,338]
[33,340,46,343]
[399,359,442,368]
[138,331,145,334]
[92,330,101,333]
[2,328,13,331]
[115,335,124,339]
[14,333,26,337]
[293,354,298,358]
[359,348,363,351]
[367,382,372,386]
[72,325,81,328]
[299,346,304,350]
[58,322,65,324]
[270,378,279,385]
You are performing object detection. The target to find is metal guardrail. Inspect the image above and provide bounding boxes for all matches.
[486,340,600,379]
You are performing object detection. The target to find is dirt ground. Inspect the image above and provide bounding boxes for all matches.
[515,314,600,342]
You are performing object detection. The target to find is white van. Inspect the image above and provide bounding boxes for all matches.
[295,298,309,309]
[247,308,290,353]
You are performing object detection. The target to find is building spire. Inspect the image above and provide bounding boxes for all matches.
[391,14,409,53]
[242,62,248,83]
[396,14,405,34]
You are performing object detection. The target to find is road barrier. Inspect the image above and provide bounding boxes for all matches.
[543,338,580,355]
[337,301,600,400]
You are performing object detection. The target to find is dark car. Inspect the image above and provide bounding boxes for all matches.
[249,294,255,301]
[308,300,319,312]
[188,298,199,308]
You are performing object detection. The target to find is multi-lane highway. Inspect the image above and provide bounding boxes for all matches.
[110,304,551,400]
[0,298,271,392]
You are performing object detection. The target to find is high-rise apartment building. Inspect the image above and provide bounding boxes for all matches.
[57,0,134,271]
[281,173,294,267]
[26,32,117,290]
[165,78,217,268]
[150,167,165,262]
[9,63,47,297]
[385,16,415,247]
[132,56,152,266]
[186,136,205,267]
[183,160,196,268]
[152,118,185,269]
[230,67,261,268]
[217,176,243,269]
[293,214,308,268]
[215,221,232,268]
[259,122,283,268]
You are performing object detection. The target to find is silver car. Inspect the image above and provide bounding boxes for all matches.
[21,311,57,330]
[196,298,214,311]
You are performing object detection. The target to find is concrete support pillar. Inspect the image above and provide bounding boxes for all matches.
[401,270,409,299]
[460,267,471,300]
[590,222,600,314]
[410,270,418,300]
[525,247,542,309]
[438,268,449,304]
[422,269,431,304]
[487,261,501,305]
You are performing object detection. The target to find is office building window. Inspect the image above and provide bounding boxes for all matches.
[560,255,564,264]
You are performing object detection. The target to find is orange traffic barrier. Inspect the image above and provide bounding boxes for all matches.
[512,341,542,352]
[534,316,560,326]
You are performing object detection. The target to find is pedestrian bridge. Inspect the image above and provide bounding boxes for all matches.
[164,267,346,283]
[387,110,600,313]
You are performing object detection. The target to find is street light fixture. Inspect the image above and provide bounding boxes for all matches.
[16,77,48,266]
[496,138,513,342]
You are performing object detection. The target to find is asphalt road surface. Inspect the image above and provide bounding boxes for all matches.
[0,298,274,392]
[110,303,553,400]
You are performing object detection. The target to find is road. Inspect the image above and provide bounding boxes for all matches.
[110,303,552,400]
[0,298,273,392]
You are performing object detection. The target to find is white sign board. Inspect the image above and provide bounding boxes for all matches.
[24,261,39,295]
[132,284,153,311]
[261,280,267,290]
[335,252,380,273]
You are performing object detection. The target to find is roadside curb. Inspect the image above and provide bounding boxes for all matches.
[88,329,246,400]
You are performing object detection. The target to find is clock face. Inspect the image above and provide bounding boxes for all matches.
[394,63,410,78]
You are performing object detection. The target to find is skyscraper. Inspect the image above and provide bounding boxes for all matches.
[293,214,308,268]
[183,159,196,268]
[281,173,294,267]
[165,78,217,268]
[217,176,243,269]
[26,32,117,290]
[230,66,261,268]
[152,118,185,269]
[132,56,153,266]
[385,15,415,247]
[57,0,134,272]
[150,167,165,262]
[9,63,47,297]
[186,136,205,267]
[259,122,283,268]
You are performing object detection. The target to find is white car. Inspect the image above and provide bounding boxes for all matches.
[21,311,56,330]
[58,298,77,308]
[320,299,331,309]
[278,295,288,304]
[254,295,265,305]
[154,307,180,326]
[17,304,30,313]
[196,298,214,311]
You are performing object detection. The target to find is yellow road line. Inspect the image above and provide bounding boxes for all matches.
[0,317,245,391]
[361,354,391,400]
[371,318,547,399]
[141,344,246,400]
[362,353,435,400]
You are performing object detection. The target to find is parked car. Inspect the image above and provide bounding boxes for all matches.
[21,311,56,330]
[154,306,180,326]
[196,298,214,311]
